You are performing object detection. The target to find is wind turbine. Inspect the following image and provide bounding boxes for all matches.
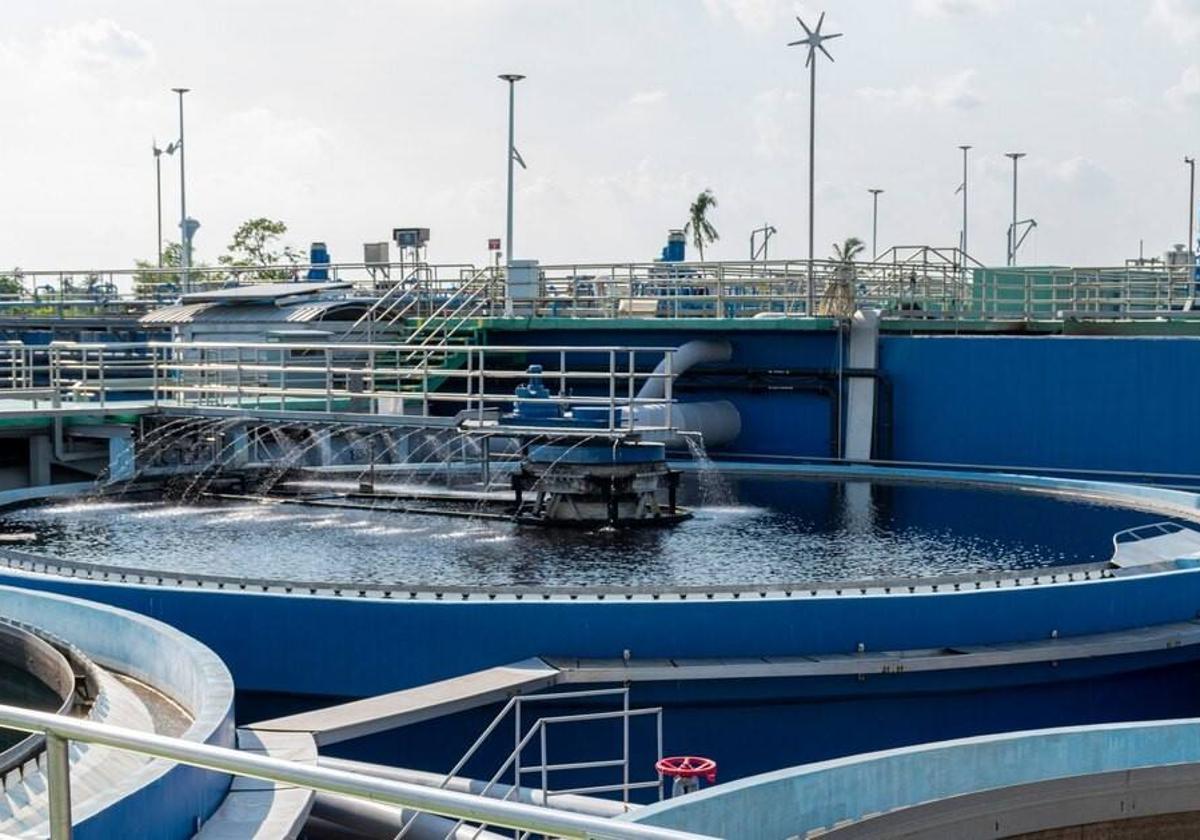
[788,13,843,315]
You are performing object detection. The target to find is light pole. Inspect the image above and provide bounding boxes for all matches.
[153,140,179,269]
[788,13,842,315]
[171,88,190,291]
[1005,152,1026,266]
[868,189,883,260]
[1186,156,1196,260]
[153,141,165,268]
[750,224,776,261]
[499,73,525,317]
[956,145,971,263]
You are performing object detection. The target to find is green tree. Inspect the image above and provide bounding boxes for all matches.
[219,218,302,280]
[817,237,865,318]
[133,242,184,299]
[683,190,719,261]
[0,268,23,299]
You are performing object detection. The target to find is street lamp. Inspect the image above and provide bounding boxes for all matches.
[788,12,842,315]
[868,189,883,260]
[498,73,526,317]
[152,139,179,268]
[750,224,776,262]
[1004,152,1036,266]
[171,88,190,291]
[956,145,971,263]
[1186,156,1196,261]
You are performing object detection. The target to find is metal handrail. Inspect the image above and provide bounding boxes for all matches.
[18,340,683,437]
[0,703,712,840]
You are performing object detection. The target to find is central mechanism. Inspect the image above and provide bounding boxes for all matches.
[502,365,689,527]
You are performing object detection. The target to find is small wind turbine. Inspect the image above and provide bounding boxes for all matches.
[788,13,843,315]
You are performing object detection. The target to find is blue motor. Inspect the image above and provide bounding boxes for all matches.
[306,242,330,281]
[660,229,686,262]
[511,365,562,421]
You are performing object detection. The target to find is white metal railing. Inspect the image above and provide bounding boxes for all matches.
[399,687,664,840]
[4,254,1198,323]
[7,340,679,436]
[0,704,711,840]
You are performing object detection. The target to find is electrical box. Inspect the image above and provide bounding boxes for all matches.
[392,228,430,249]
[363,242,390,265]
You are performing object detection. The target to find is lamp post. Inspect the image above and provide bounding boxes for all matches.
[788,13,842,315]
[153,140,179,269]
[957,145,971,263]
[1005,152,1026,266]
[750,224,776,262]
[171,88,190,291]
[868,189,883,260]
[153,141,165,268]
[499,73,525,317]
[1186,156,1196,261]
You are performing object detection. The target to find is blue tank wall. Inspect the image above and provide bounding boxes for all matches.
[489,327,1200,476]
[880,335,1200,476]
[1,567,1199,699]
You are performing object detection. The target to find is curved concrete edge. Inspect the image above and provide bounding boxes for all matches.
[0,482,97,513]
[623,718,1200,840]
[0,584,235,839]
[821,761,1200,838]
[683,460,1200,524]
[193,729,316,840]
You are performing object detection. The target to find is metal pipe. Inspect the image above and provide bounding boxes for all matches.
[958,145,971,264]
[172,88,189,292]
[317,759,631,818]
[46,732,71,840]
[0,705,712,840]
[1186,156,1196,262]
[500,74,524,318]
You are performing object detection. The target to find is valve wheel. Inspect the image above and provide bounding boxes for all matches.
[655,755,717,783]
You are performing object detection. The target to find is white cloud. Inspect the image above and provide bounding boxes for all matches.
[857,69,983,111]
[1051,157,1113,194]
[702,0,804,34]
[1166,65,1200,110]
[44,19,154,74]
[1148,0,1200,44]
[749,88,799,159]
[912,0,1000,18]
[629,90,667,107]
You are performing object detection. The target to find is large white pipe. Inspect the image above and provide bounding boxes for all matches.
[637,339,732,401]
[631,401,741,448]
[311,792,508,840]
[633,339,740,447]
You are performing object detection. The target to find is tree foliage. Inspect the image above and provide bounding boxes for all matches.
[0,268,23,298]
[219,217,302,279]
[683,190,719,261]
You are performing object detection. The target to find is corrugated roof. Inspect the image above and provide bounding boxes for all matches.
[140,299,366,325]
[179,281,352,304]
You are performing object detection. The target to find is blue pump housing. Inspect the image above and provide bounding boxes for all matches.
[306,242,331,281]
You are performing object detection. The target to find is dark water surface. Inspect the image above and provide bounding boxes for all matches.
[0,475,1166,587]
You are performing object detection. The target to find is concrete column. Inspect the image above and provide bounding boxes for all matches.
[28,435,52,488]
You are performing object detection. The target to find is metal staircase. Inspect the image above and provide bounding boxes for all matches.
[394,687,664,840]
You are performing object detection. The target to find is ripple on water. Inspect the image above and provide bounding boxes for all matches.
[0,476,1166,588]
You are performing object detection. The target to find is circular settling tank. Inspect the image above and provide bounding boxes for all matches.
[0,471,1170,588]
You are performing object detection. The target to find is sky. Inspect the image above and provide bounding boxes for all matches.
[1,0,1198,272]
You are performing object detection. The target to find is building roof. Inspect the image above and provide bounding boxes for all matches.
[139,298,368,326]
[179,281,352,305]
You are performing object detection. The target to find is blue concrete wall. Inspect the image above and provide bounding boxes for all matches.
[2,566,1200,701]
[881,336,1200,476]
[627,717,1200,838]
[488,327,1200,475]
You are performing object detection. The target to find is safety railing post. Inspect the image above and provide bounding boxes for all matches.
[608,351,616,431]
[46,732,72,839]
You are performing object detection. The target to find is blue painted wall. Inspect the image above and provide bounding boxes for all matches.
[490,327,1200,476]
[2,567,1200,700]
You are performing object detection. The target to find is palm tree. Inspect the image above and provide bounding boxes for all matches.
[684,190,719,261]
[817,236,865,317]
